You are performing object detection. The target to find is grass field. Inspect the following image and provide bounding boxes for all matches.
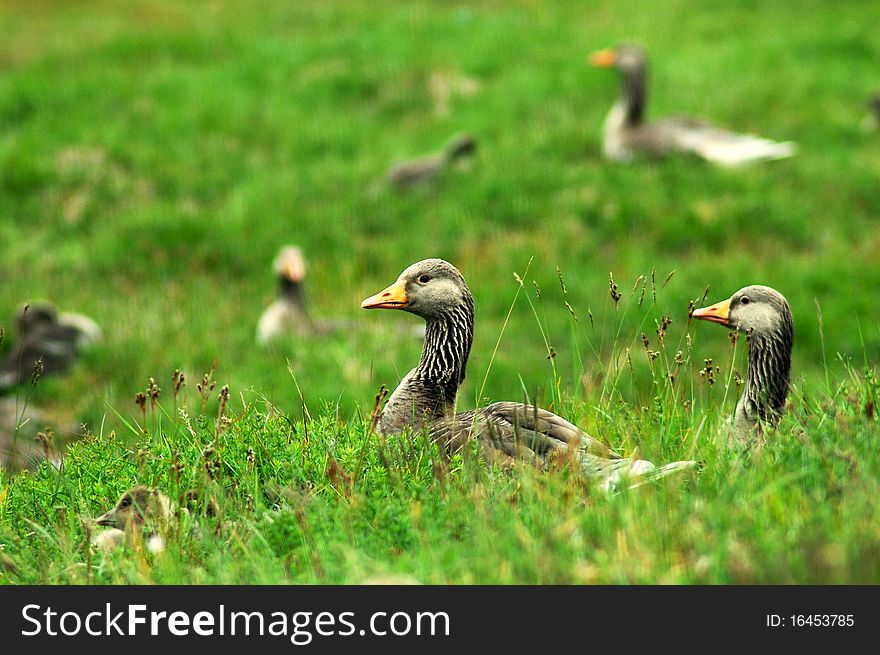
[0,0,879,584]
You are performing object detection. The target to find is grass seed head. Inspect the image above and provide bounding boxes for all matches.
[35,430,54,461]
[609,272,621,309]
[135,391,147,418]
[656,315,672,345]
[556,266,567,295]
[172,369,185,401]
[31,357,44,388]
[218,384,230,418]
[197,367,217,414]
[146,377,160,411]
[700,358,719,385]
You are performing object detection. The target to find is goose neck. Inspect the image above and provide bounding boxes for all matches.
[621,66,646,125]
[743,329,792,424]
[414,301,474,402]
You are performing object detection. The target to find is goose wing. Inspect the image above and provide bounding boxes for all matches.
[429,401,695,490]
[651,116,796,166]
[427,401,617,460]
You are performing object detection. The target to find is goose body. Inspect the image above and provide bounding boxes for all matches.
[362,259,694,490]
[692,285,793,444]
[0,303,101,391]
[591,45,796,167]
[386,134,477,190]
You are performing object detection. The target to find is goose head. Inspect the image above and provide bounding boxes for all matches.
[274,246,306,287]
[692,285,792,338]
[444,133,478,161]
[692,285,793,440]
[590,43,648,131]
[589,43,647,76]
[361,258,472,321]
[362,259,475,430]
[94,486,171,532]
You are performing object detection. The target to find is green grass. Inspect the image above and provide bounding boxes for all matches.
[1,0,879,583]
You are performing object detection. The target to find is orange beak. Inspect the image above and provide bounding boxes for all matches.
[691,298,732,326]
[361,279,408,310]
[589,48,617,68]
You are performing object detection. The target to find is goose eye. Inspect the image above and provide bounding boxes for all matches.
[418,275,430,284]
[740,297,750,305]
[120,497,131,508]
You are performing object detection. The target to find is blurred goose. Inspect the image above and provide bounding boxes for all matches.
[257,246,424,344]
[386,134,477,190]
[0,399,68,472]
[863,94,880,132]
[692,285,793,444]
[0,302,101,391]
[257,246,314,344]
[92,486,171,553]
[362,259,694,490]
[589,44,796,167]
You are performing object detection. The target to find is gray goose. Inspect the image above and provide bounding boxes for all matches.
[863,94,880,132]
[257,246,425,344]
[256,246,314,344]
[386,134,477,190]
[362,259,694,490]
[92,486,171,553]
[0,399,72,472]
[692,285,793,445]
[590,44,796,167]
[0,303,101,392]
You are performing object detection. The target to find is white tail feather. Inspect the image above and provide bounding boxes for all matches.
[671,125,796,167]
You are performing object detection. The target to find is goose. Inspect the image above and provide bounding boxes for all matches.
[256,246,314,344]
[691,285,793,445]
[863,94,880,132]
[589,44,796,167]
[257,246,425,344]
[361,258,694,490]
[386,134,477,190]
[0,302,101,391]
[0,398,74,472]
[92,486,171,553]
